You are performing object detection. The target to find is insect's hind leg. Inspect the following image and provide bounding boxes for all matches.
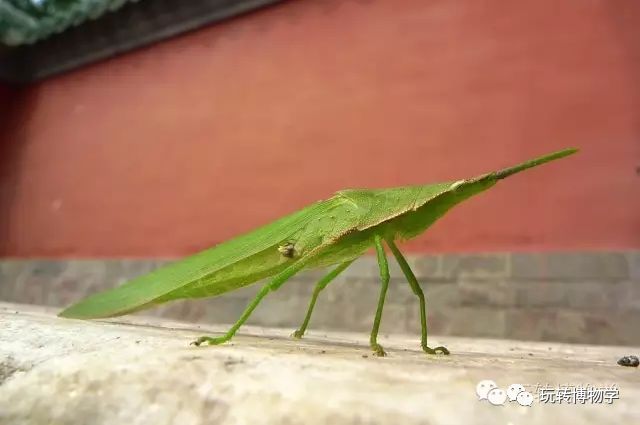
[386,239,449,355]
[192,284,271,346]
[292,260,355,339]
[192,255,313,347]
[370,235,390,357]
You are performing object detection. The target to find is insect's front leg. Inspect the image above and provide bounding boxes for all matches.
[369,234,390,357]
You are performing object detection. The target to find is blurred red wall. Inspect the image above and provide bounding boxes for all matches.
[1,0,639,257]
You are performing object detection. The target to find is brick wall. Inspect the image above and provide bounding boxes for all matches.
[2,0,639,257]
[1,1,639,347]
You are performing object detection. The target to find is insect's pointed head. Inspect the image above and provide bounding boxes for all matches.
[394,147,578,241]
[493,147,578,180]
[456,147,579,188]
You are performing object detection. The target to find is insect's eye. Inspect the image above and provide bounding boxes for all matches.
[277,243,296,258]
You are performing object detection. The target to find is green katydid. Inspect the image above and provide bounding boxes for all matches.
[59,148,577,356]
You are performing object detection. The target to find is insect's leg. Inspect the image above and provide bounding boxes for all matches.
[292,259,355,339]
[370,234,390,357]
[191,255,313,347]
[386,239,449,355]
[191,285,270,346]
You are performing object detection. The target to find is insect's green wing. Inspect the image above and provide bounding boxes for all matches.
[58,196,360,319]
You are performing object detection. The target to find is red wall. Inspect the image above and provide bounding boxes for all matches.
[1,0,639,257]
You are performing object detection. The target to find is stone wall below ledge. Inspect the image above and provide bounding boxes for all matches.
[1,251,639,345]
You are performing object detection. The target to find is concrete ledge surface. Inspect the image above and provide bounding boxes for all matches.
[0,302,638,425]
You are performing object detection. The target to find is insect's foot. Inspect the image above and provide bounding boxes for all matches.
[190,337,206,346]
[371,343,387,357]
[291,329,305,339]
[191,336,227,346]
[422,344,450,355]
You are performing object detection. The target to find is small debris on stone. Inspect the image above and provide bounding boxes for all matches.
[361,354,368,358]
[617,355,639,367]
[223,358,244,370]
[320,350,326,354]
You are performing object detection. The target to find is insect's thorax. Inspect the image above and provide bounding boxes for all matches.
[386,178,497,241]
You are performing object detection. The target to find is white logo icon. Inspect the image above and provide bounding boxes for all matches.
[516,391,534,407]
[477,381,534,406]
[507,383,525,401]
[476,380,498,400]
[487,388,508,406]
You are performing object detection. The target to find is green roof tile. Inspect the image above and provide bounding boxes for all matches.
[0,0,141,46]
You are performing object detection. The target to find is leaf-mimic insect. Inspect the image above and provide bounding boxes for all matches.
[60,148,578,356]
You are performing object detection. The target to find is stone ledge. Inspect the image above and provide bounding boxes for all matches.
[1,303,639,425]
